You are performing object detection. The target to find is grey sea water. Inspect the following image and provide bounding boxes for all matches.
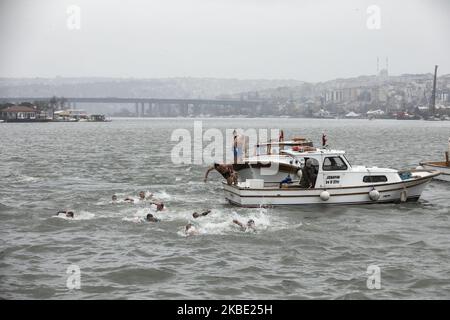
[0,118,449,299]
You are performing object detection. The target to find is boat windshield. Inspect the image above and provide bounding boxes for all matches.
[342,155,352,168]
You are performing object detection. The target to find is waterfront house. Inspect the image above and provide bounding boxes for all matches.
[0,105,38,122]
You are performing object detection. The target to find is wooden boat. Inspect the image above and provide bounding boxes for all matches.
[419,141,450,182]
[419,161,450,182]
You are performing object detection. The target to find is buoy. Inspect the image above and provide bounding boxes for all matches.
[400,190,407,202]
[369,189,380,201]
[320,190,330,201]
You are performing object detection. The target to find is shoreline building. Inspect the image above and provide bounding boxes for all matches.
[0,105,38,122]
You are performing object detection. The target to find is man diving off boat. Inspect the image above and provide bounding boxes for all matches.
[204,163,238,185]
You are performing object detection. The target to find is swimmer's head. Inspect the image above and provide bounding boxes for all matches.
[247,219,255,227]
[112,195,117,201]
[146,213,153,221]
[139,191,145,199]
[156,203,164,211]
[185,223,193,231]
[192,212,199,218]
[66,211,74,218]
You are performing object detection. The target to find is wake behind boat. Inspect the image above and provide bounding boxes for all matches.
[224,148,439,207]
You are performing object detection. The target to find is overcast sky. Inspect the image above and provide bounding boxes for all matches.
[0,0,449,82]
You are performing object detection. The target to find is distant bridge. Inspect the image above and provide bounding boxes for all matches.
[0,97,269,116]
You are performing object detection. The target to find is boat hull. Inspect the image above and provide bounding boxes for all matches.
[223,172,438,207]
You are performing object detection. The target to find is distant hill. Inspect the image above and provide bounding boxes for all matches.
[0,77,305,99]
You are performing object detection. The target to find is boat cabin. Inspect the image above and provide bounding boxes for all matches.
[279,149,403,188]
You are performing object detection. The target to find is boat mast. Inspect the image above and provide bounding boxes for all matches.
[430,65,438,115]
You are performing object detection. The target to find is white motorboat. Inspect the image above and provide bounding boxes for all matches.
[232,137,315,183]
[223,148,439,207]
[419,138,450,182]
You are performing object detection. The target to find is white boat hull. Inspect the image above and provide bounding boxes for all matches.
[223,171,438,207]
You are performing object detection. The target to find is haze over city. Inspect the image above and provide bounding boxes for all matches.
[1,0,449,81]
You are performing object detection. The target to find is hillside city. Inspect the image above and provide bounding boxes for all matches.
[1,69,449,120]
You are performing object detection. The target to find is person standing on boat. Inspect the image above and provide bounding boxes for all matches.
[299,159,317,188]
[279,130,284,151]
[232,130,249,163]
[233,130,239,164]
[447,137,450,165]
[204,163,237,185]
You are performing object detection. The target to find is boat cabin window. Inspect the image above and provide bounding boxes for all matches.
[363,176,388,183]
[323,157,348,171]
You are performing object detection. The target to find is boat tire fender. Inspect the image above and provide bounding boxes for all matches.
[400,190,407,202]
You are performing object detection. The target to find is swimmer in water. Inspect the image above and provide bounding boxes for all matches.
[56,210,74,218]
[193,209,211,219]
[112,194,133,203]
[233,219,256,232]
[185,223,199,236]
[146,213,159,222]
[124,197,135,203]
[139,191,154,200]
[151,202,164,211]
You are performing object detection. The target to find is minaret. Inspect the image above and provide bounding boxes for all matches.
[377,57,379,75]
[385,57,389,76]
